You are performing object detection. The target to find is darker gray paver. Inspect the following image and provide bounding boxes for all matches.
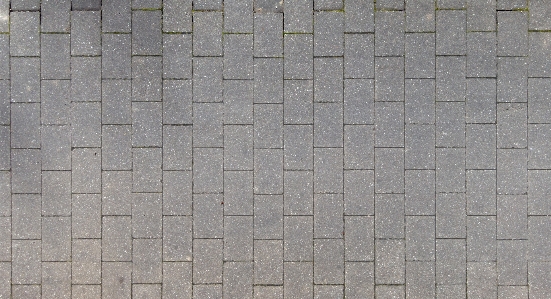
[102,80,132,125]
[405,170,435,216]
[314,11,344,57]
[224,34,253,80]
[375,11,404,57]
[71,11,101,55]
[375,57,404,102]
[344,125,374,170]
[254,13,283,57]
[314,58,343,103]
[102,34,131,79]
[132,10,162,55]
[314,193,343,238]
[436,10,466,56]
[11,57,40,103]
[225,0,252,33]
[254,58,283,104]
[41,0,71,32]
[498,57,528,103]
[71,57,101,102]
[41,34,71,79]
[102,0,131,32]
[72,0,101,10]
[10,12,40,56]
[284,216,313,261]
[345,0,374,33]
[375,239,405,285]
[193,12,223,57]
[193,103,223,147]
[344,34,374,79]
[284,0,312,33]
[193,57,223,103]
[163,80,192,125]
[284,34,313,80]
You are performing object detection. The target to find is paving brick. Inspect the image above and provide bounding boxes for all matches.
[467,170,496,215]
[193,0,221,10]
[497,240,527,285]
[496,195,527,240]
[193,148,223,193]
[254,195,283,239]
[163,216,192,261]
[375,148,404,194]
[132,102,162,147]
[284,216,313,261]
[436,10,466,56]
[72,239,101,284]
[315,285,344,298]
[193,12,223,56]
[12,194,40,239]
[71,57,101,102]
[314,103,343,147]
[437,0,465,8]
[163,80,192,125]
[224,171,254,215]
[497,58,527,104]
[163,0,191,32]
[528,262,551,299]
[314,11,344,56]
[224,262,253,299]
[314,58,343,104]
[315,0,342,10]
[375,194,405,238]
[345,0,374,33]
[42,262,71,299]
[314,148,343,193]
[405,124,435,170]
[497,11,528,57]
[284,0,312,33]
[102,0,131,32]
[405,33,435,79]
[11,149,41,194]
[224,34,253,79]
[162,171,192,216]
[132,10,162,55]
[529,124,551,170]
[314,239,344,284]
[284,125,313,170]
[436,148,465,192]
[436,102,465,147]
[42,171,71,216]
[72,285,101,299]
[344,34,374,79]
[132,56,162,102]
[344,125,374,170]
[528,79,551,123]
[0,137,5,170]
[528,170,551,215]
[41,126,70,171]
[101,262,131,299]
[466,79,497,124]
[498,286,528,299]
[102,34,131,79]
[40,81,68,126]
[528,216,551,261]
[10,12,39,56]
[102,216,132,262]
[224,216,253,261]
[255,286,283,299]
[406,0,435,32]
[11,57,40,103]
[436,285,466,299]
[193,239,223,283]
[163,262,192,299]
[254,149,283,194]
[254,58,283,103]
[344,170,374,215]
[71,102,101,147]
[193,285,222,298]
[345,216,374,261]
[284,170,313,215]
[193,57,223,103]
[254,13,283,57]
[12,240,40,284]
[497,103,527,149]
[467,0,495,31]
[405,79,434,125]
[284,80,312,125]
[405,170,435,216]
[102,125,131,170]
[12,285,41,299]
[41,0,71,33]
[132,148,162,193]
[314,193,343,238]
[0,217,9,260]
[284,34,313,80]
[11,103,40,148]
[497,149,527,195]
[73,194,101,238]
[344,79,373,124]
[345,262,374,298]
[162,126,191,171]
[466,124,496,169]
[467,32,497,78]
[0,38,7,79]
[102,171,132,215]
[193,103,223,147]
[375,11,404,56]
[254,104,283,148]
[435,239,466,285]
[71,11,101,55]
[406,261,435,299]
[72,0,101,10]
[0,172,8,216]
[41,34,71,79]
[436,56,466,102]
[375,57,404,102]
[225,80,253,124]
[132,0,161,8]
[101,80,131,125]
[376,103,404,148]
[284,262,312,298]
[193,194,223,238]
[529,0,551,30]
[467,216,496,262]
[132,192,162,238]
[467,262,497,299]
[133,239,162,283]
[375,239,405,285]
[225,0,253,33]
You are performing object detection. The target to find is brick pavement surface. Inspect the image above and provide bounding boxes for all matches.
[1,0,550,298]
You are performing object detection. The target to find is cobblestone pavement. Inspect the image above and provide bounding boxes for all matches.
[1,0,551,298]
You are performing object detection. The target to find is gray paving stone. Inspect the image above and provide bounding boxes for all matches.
[315,0,342,10]
[71,57,101,102]
[72,194,101,238]
[405,170,435,216]
[132,194,162,239]
[225,0,253,33]
[497,149,527,195]
[193,103,223,147]
[345,262,374,298]
[12,285,41,299]
[132,0,161,8]
[163,171,192,216]
[497,195,527,240]
[102,171,132,216]
[71,102,101,147]
[41,125,71,170]
[528,78,551,123]
[435,239,466,285]
[42,217,71,261]
[405,79,434,125]
[284,80,313,124]
[529,124,551,169]
[314,239,344,284]
[41,0,71,33]
[254,13,283,57]
[163,262,192,299]
[193,57,223,103]
[132,56,162,102]
[436,102,465,147]
[467,0,495,31]
[344,125,374,170]
[498,11,528,57]
[12,194,40,239]
[467,216,496,262]
[284,0,312,33]
[375,239,405,285]
[12,240,41,284]
[314,11,344,57]
[42,171,71,216]
[11,57,40,103]
[163,216,192,261]
[498,286,528,299]
[528,170,551,215]
[224,262,253,299]
[193,285,222,299]
[254,149,283,194]
[193,148,223,193]
[375,194,404,238]
[254,58,283,103]
[193,193,223,238]
[193,12,223,56]
[344,34,374,79]
[467,32,497,78]
[255,286,283,299]
[436,148,465,192]
[344,170,374,215]
[193,0,221,10]
[133,239,162,283]
[437,0,465,8]
[436,193,465,238]
[132,102,162,147]
[314,103,343,147]
[71,11,101,55]
[314,148,343,194]
[406,261,435,299]
[132,148,162,193]
[0,134,6,170]
[163,0,191,32]
[497,57,527,103]
[284,125,313,170]
[284,170,313,215]
[345,216,374,261]
[10,12,39,56]
[102,216,132,262]
[376,0,404,9]
[405,33,435,79]
[41,34,71,79]
[0,37,7,79]
[467,262,497,299]
[344,80,373,124]
[11,103,40,148]
[254,104,283,148]
[224,215,253,261]
[284,34,313,80]
[102,0,131,32]
[102,34,131,79]
[467,170,496,215]
[406,0,435,32]
[102,80,131,125]
[72,285,101,299]
[375,101,404,147]
[466,79,497,124]
[102,125,131,170]
[529,0,551,30]
[436,56,466,102]
[193,239,223,283]
[284,216,313,261]
[315,285,344,299]
[101,262,132,299]
[132,10,162,55]
[224,34,253,79]
[375,57,404,102]
[254,195,283,239]
[0,85,7,127]
[345,0,374,33]
[163,80,192,125]
[284,262,313,299]
[375,11,404,56]
[314,193,343,238]
[163,126,192,171]
[497,240,527,285]
[405,124,435,170]
[466,124,496,169]
[224,171,254,215]
[225,80,254,124]
[72,0,101,10]
[0,217,9,260]
[42,262,71,299]
[375,148,404,194]
[528,262,551,298]
[0,262,8,297]
[72,239,101,284]
[528,216,551,261]
[314,58,343,104]
[437,285,466,299]
[436,10,466,56]
[11,149,41,194]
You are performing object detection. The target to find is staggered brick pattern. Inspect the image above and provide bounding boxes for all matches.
[1,0,551,298]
